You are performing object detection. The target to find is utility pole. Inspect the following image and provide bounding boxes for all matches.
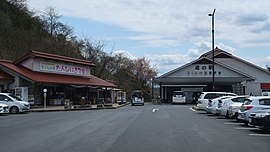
[208,9,216,91]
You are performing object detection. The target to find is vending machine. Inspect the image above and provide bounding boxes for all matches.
[15,87,28,101]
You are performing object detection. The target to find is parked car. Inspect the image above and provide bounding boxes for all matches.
[248,109,270,130]
[172,91,186,104]
[131,90,144,106]
[197,92,237,111]
[0,93,30,114]
[262,92,270,96]
[0,103,9,114]
[237,96,270,125]
[206,96,233,114]
[216,96,248,118]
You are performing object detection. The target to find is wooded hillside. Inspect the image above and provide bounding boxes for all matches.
[0,0,158,101]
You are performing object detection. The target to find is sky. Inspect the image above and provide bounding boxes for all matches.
[26,0,270,75]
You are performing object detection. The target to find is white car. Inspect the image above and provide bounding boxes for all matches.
[228,103,245,119]
[206,96,233,114]
[172,91,186,104]
[0,93,30,114]
[237,96,270,125]
[0,103,9,114]
[216,96,248,117]
[197,92,237,111]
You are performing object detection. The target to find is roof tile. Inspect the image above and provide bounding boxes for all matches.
[0,60,115,87]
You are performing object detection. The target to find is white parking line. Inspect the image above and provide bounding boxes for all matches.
[224,122,243,125]
[249,134,270,137]
[216,118,226,120]
[189,107,196,112]
[152,109,159,112]
[235,127,260,130]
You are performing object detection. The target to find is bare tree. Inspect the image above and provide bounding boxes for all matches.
[131,57,157,87]
[41,6,61,35]
[41,6,74,39]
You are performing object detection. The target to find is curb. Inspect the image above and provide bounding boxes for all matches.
[29,102,130,113]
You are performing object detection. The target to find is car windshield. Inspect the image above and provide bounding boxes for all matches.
[173,91,185,96]
[204,93,219,99]
[8,94,23,101]
[232,97,246,103]
[132,91,143,98]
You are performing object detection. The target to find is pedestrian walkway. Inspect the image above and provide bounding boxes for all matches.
[29,103,130,112]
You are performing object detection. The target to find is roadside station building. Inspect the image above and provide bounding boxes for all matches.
[0,50,116,106]
[156,48,270,103]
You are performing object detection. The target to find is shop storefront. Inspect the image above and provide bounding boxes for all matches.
[156,48,270,103]
[0,50,116,106]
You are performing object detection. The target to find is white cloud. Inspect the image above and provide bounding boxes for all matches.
[128,35,179,47]
[26,0,270,75]
[148,54,191,74]
[187,40,236,57]
[28,0,270,45]
[114,40,237,75]
[27,0,270,48]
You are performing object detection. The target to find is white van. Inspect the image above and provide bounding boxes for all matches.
[262,92,270,96]
[0,93,30,114]
[172,91,186,104]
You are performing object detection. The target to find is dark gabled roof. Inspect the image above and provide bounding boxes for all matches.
[192,58,213,64]
[199,47,232,59]
[15,50,96,67]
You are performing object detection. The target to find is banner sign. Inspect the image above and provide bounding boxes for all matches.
[40,62,87,75]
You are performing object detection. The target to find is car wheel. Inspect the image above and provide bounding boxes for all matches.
[261,127,268,131]
[225,111,229,118]
[10,106,19,114]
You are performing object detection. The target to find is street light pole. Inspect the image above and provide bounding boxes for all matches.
[209,9,216,91]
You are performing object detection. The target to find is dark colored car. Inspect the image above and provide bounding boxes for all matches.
[192,92,201,103]
[131,90,144,106]
[249,109,270,130]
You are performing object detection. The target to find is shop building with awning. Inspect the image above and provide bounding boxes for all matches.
[0,50,117,106]
[155,48,270,103]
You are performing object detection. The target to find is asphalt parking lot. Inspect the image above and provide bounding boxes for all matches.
[0,103,269,152]
[190,107,270,137]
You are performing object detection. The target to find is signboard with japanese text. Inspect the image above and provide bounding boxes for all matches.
[40,62,87,76]
[187,64,222,77]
